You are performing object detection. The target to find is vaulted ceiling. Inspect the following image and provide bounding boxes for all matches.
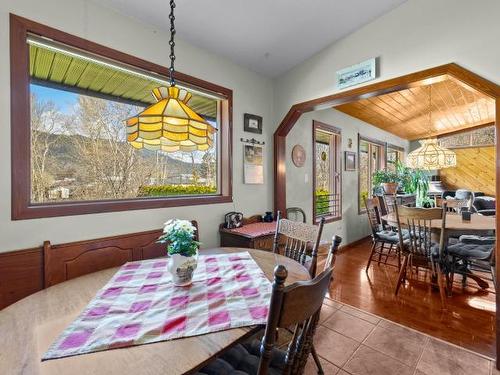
[92,0,408,77]
[335,76,495,140]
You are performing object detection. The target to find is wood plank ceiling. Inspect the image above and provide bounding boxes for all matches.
[335,76,495,140]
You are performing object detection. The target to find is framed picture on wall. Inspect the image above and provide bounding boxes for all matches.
[244,113,263,134]
[345,151,356,171]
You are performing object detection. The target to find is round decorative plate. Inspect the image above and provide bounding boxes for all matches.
[292,144,306,167]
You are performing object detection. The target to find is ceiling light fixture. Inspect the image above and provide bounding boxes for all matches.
[406,86,456,170]
[125,0,216,153]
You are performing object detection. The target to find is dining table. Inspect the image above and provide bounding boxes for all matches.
[382,212,496,289]
[382,212,496,236]
[0,247,311,375]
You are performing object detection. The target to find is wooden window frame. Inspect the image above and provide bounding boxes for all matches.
[386,143,405,170]
[312,121,342,224]
[10,14,233,220]
[358,135,386,214]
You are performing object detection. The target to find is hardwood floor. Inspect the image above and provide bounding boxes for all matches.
[326,238,496,359]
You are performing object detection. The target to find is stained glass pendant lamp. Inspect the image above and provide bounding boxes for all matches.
[406,86,456,170]
[125,0,216,153]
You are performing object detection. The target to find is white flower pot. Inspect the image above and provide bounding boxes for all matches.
[168,253,198,286]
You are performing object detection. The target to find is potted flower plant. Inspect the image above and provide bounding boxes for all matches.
[372,170,400,195]
[396,161,430,207]
[158,219,200,286]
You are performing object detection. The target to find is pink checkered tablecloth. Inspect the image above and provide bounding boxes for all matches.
[43,251,271,360]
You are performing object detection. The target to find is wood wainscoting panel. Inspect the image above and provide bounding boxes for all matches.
[44,229,165,288]
[439,146,495,196]
[0,225,200,310]
[0,247,44,309]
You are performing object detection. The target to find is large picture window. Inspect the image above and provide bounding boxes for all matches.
[11,15,232,219]
[358,136,385,213]
[313,121,341,223]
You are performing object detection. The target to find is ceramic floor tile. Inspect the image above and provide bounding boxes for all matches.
[377,319,416,333]
[314,325,360,367]
[340,304,381,325]
[364,324,428,367]
[324,297,344,309]
[491,361,500,374]
[343,345,414,375]
[416,338,490,375]
[320,303,339,324]
[323,310,375,342]
[304,355,339,375]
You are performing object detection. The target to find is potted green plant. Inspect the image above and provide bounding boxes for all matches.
[372,170,399,194]
[396,161,430,207]
[158,219,200,286]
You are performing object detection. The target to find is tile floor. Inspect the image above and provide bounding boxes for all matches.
[305,297,496,375]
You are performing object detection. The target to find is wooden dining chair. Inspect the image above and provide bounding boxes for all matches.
[447,235,496,291]
[364,197,402,271]
[444,198,470,214]
[382,193,398,215]
[285,206,307,223]
[272,211,325,278]
[195,260,335,375]
[393,203,448,308]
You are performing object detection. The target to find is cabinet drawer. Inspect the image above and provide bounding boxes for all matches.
[253,235,274,251]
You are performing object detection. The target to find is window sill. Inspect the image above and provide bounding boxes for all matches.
[12,194,233,220]
[314,215,342,225]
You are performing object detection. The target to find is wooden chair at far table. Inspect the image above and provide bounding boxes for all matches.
[195,237,341,375]
[393,203,449,308]
[364,196,405,272]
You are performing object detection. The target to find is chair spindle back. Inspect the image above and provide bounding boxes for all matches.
[364,197,384,237]
[273,211,325,277]
[444,198,470,213]
[394,203,447,260]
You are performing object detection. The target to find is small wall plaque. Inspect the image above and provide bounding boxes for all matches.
[244,113,262,134]
[345,151,356,171]
[336,58,377,90]
[292,144,306,167]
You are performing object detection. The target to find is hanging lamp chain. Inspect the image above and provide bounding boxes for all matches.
[169,0,176,86]
[427,85,432,139]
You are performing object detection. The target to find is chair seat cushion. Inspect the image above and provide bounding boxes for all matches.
[474,196,496,211]
[458,235,496,245]
[477,209,496,216]
[195,340,285,375]
[447,243,494,260]
[376,229,408,243]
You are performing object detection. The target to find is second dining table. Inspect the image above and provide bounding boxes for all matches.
[382,212,496,288]
[382,212,496,238]
[0,247,311,375]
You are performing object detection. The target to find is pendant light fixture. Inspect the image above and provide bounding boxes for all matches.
[125,0,216,153]
[406,86,456,170]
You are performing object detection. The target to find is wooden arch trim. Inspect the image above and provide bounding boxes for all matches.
[273,63,500,214]
[273,62,500,367]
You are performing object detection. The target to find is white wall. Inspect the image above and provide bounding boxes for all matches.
[2,0,499,252]
[286,109,409,244]
[0,0,274,251]
[276,0,500,245]
[274,0,500,123]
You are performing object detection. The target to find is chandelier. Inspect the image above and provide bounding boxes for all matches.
[125,0,216,153]
[406,86,456,170]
